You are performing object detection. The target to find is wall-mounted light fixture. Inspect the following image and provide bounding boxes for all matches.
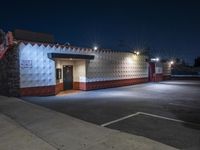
[134,51,140,55]
[93,46,98,51]
[151,57,160,62]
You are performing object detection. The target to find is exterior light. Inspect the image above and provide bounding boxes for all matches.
[93,46,98,51]
[170,61,174,65]
[134,51,140,55]
[151,57,160,62]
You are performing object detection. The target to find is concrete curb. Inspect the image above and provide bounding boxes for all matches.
[0,96,178,150]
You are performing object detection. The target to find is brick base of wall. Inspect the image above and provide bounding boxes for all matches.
[163,75,171,80]
[55,83,64,94]
[20,78,148,96]
[84,78,148,90]
[73,82,87,90]
[151,74,163,82]
[20,86,55,96]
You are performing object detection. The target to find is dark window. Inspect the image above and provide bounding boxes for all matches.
[56,68,62,80]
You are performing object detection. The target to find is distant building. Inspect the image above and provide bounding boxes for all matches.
[0,29,172,96]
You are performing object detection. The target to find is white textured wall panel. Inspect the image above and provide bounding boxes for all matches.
[74,60,86,82]
[86,52,148,82]
[163,62,171,76]
[155,62,163,74]
[19,43,56,88]
[19,43,88,88]
[19,42,149,88]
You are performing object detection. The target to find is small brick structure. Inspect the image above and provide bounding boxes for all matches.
[0,45,20,96]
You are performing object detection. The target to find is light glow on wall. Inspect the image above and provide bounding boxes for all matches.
[127,57,134,64]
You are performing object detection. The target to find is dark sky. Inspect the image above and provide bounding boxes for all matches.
[1,0,200,64]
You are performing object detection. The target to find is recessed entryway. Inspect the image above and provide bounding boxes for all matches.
[57,90,81,96]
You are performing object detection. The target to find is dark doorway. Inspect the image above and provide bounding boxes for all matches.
[63,65,73,90]
[149,62,155,82]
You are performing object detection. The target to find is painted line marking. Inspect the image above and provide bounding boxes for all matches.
[101,112,140,127]
[138,112,200,126]
[101,112,200,127]
[169,103,200,109]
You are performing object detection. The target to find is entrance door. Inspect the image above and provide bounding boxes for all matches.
[149,62,155,82]
[63,65,73,90]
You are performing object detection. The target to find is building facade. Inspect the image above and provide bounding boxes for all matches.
[0,29,172,96]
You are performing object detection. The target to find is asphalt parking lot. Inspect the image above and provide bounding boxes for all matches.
[22,80,200,149]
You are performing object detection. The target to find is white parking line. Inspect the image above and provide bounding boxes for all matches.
[169,103,200,109]
[138,112,200,126]
[101,112,200,127]
[101,112,140,127]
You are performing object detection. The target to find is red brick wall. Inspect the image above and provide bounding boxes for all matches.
[73,82,80,90]
[163,75,171,80]
[20,85,55,96]
[153,74,163,82]
[82,78,148,91]
[73,82,87,90]
[55,83,63,94]
[20,78,148,96]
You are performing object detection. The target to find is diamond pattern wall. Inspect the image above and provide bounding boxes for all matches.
[86,52,148,82]
[163,62,171,76]
[19,42,149,88]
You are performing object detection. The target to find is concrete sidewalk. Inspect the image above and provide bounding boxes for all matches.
[0,96,177,150]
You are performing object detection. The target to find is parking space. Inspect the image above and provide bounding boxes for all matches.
[22,80,200,149]
[107,113,200,149]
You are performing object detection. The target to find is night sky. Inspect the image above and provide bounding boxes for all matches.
[1,0,200,64]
